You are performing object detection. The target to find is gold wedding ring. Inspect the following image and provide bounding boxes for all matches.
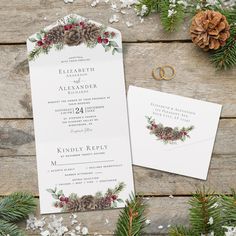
[152,65,176,81]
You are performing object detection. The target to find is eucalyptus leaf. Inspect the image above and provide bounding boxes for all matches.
[29,38,37,43]
[109,41,119,47]
[36,33,42,40]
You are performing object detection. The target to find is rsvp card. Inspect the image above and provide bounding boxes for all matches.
[128,86,222,180]
[27,14,134,214]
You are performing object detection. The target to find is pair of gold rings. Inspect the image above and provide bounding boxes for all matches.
[152,65,176,81]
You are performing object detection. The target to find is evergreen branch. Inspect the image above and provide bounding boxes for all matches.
[0,219,25,236]
[135,0,160,16]
[114,194,147,236]
[210,26,236,70]
[159,0,185,32]
[221,189,236,226]
[169,225,196,236]
[0,192,36,222]
[189,188,223,236]
[28,47,42,61]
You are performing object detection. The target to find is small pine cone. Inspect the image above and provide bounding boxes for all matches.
[154,127,163,137]
[83,23,101,43]
[95,197,111,209]
[80,195,96,211]
[46,25,65,44]
[64,29,83,46]
[172,130,182,141]
[65,199,81,212]
[163,127,173,136]
[190,10,230,50]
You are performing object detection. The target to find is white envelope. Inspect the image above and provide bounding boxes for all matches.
[128,86,222,180]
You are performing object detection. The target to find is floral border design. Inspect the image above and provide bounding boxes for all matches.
[146,116,194,144]
[47,182,125,212]
[28,15,122,61]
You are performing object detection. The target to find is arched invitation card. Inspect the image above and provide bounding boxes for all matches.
[27,14,134,214]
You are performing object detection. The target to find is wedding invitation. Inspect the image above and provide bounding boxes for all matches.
[128,86,222,180]
[27,14,134,214]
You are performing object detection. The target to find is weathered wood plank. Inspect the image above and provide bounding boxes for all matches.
[0,154,235,196]
[17,197,189,235]
[0,0,191,43]
[0,44,236,119]
[0,119,235,157]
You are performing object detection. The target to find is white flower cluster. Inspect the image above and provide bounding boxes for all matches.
[167,0,187,18]
[26,214,90,236]
[223,226,236,236]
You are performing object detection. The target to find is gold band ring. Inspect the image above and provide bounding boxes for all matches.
[151,65,176,81]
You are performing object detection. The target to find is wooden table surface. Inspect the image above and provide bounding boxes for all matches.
[0,1,236,235]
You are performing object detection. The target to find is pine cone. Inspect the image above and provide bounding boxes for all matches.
[65,198,81,212]
[190,10,230,50]
[83,23,101,43]
[46,25,65,44]
[80,195,96,211]
[64,29,83,46]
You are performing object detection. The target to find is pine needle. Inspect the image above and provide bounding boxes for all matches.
[159,0,185,32]
[114,194,147,236]
[210,26,236,70]
[0,219,25,236]
[0,192,36,222]
[169,225,196,236]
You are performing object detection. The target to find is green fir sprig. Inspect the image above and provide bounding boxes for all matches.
[169,188,236,236]
[0,192,36,222]
[159,0,185,32]
[0,219,25,236]
[115,194,148,236]
[0,192,36,236]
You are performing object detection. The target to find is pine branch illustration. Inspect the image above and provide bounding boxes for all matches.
[0,192,36,222]
[0,219,25,236]
[115,194,147,236]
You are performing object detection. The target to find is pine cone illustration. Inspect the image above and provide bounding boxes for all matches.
[83,23,101,43]
[154,127,163,136]
[190,10,230,50]
[64,29,83,46]
[65,198,81,212]
[80,195,96,211]
[46,25,65,44]
[172,130,182,141]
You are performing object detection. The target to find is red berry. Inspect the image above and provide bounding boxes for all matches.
[111,32,116,37]
[103,38,109,45]
[59,196,65,201]
[59,202,64,208]
[80,22,85,28]
[64,197,69,203]
[111,195,117,200]
[97,36,102,43]
[104,31,109,37]
[37,41,43,46]
[54,202,58,208]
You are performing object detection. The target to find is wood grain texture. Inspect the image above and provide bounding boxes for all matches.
[0,0,191,44]
[1,118,236,157]
[0,154,235,196]
[0,44,236,119]
[17,197,189,235]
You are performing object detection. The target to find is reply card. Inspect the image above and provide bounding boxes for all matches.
[27,14,134,214]
[128,86,222,180]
